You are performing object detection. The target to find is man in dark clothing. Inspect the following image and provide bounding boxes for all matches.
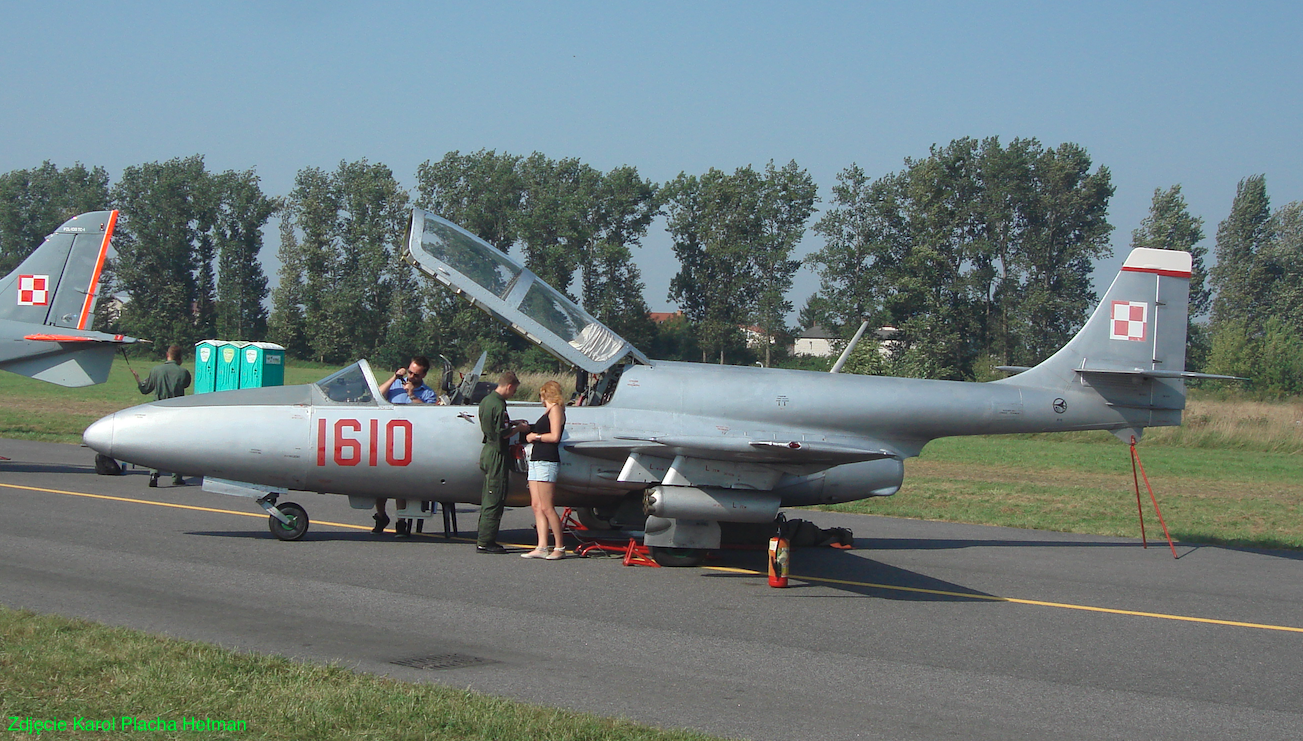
[476,371,528,553]
[132,345,192,487]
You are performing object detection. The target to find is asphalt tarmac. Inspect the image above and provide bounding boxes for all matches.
[3,438,1302,741]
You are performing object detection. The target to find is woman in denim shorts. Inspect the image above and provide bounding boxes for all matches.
[522,380,567,560]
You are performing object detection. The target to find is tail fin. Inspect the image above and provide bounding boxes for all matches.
[0,210,137,387]
[1023,248,1192,380]
[0,210,117,329]
[1004,249,1235,416]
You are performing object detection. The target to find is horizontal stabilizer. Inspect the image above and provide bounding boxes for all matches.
[24,332,132,343]
[1,344,117,387]
[1075,367,1247,381]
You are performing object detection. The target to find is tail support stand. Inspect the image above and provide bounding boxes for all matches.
[1129,436,1178,559]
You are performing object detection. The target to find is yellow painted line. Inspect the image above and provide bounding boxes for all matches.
[0,482,489,543]
[700,568,1303,635]
[2,481,376,533]
[7,481,1300,634]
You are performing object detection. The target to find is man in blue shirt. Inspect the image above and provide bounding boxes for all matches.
[373,356,440,536]
[378,356,439,404]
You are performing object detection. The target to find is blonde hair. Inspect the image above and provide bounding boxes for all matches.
[539,380,564,405]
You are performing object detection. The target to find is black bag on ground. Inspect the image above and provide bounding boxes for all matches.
[781,518,853,548]
[94,453,122,476]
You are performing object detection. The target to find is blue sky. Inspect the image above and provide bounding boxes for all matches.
[2,2,1299,316]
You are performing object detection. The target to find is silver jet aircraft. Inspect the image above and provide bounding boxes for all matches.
[84,210,1223,565]
[1,210,138,387]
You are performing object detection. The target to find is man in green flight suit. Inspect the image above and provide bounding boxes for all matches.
[131,345,192,487]
[476,370,529,553]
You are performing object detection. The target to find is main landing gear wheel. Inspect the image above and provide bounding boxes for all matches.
[649,546,707,568]
[269,502,309,541]
[576,507,619,532]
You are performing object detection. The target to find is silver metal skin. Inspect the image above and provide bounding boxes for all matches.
[0,210,139,387]
[83,210,1209,558]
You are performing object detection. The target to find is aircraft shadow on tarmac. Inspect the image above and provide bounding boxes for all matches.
[0,462,96,475]
[704,548,998,602]
[183,529,469,543]
[181,524,1003,602]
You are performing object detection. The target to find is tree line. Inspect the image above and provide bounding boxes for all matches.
[1,142,1299,394]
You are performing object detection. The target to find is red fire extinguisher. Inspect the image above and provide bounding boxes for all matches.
[768,513,790,588]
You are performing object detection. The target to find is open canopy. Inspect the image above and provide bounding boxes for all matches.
[402,209,650,375]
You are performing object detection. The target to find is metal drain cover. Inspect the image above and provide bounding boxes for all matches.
[391,653,496,671]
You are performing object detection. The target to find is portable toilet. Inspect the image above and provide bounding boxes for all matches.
[215,342,246,391]
[193,340,222,394]
[239,342,286,388]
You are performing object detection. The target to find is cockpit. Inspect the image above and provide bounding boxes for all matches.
[313,362,378,405]
[400,209,651,406]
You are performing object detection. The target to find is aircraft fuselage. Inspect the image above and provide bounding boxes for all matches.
[84,357,1178,510]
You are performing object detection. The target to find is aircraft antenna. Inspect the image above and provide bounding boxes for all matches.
[830,320,871,374]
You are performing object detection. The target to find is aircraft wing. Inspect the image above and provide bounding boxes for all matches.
[566,436,898,466]
[401,209,650,375]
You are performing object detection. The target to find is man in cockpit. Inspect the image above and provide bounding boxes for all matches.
[372,356,440,536]
[378,355,439,404]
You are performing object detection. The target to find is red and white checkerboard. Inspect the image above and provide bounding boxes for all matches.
[17,274,49,306]
[1110,301,1147,342]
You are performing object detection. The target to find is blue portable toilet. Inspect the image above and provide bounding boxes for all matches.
[239,342,286,388]
[215,342,245,391]
[194,340,222,394]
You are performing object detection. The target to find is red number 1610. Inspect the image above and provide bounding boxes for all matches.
[316,418,413,467]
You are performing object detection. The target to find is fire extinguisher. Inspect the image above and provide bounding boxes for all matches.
[768,513,790,588]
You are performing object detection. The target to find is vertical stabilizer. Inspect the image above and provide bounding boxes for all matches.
[0,210,117,329]
[1007,248,1193,391]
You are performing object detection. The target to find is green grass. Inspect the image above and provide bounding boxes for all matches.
[0,606,724,741]
[821,435,1303,550]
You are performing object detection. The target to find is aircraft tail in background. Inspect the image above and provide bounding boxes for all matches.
[0,210,139,387]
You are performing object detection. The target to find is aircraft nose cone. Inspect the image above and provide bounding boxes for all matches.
[83,413,115,456]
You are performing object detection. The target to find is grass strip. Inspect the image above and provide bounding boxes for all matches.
[822,438,1303,550]
[0,606,723,741]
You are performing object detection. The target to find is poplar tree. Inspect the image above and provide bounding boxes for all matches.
[752,160,817,366]
[1211,175,1272,327]
[111,155,214,348]
[212,169,276,340]
[666,168,762,363]
[1130,185,1208,317]
[271,161,409,364]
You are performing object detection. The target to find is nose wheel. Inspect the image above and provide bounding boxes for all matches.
[256,493,310,541]
[268,502,309,541]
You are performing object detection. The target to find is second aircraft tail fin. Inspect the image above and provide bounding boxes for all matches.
[0,210,117,329]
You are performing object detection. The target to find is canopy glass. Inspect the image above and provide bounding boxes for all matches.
[403,210,649,374]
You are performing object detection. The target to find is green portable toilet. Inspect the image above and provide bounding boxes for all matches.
[215,342,245,391]
[193,340,222,394]
[239,342,286,388]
